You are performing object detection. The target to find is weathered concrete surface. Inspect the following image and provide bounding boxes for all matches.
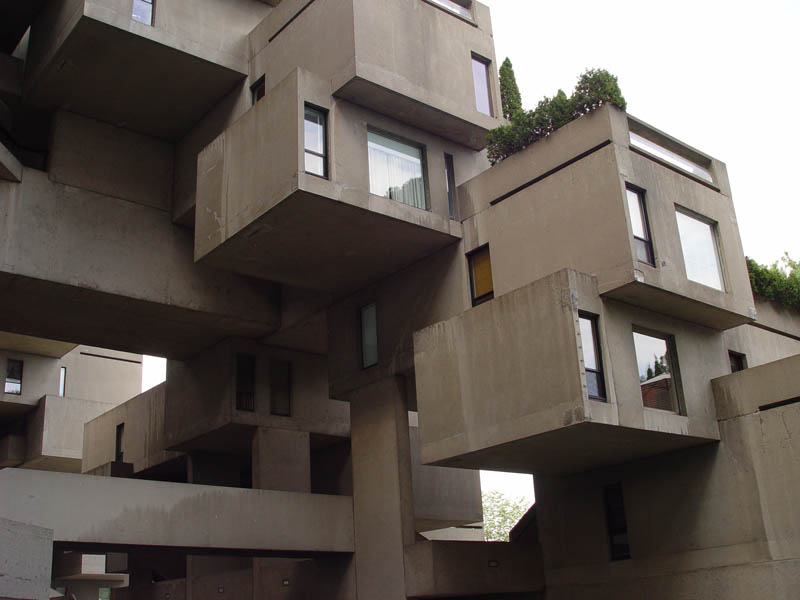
[0,138,22,182]
[404,540,544,598]
[0,434,26,467]
[0,469,354,553]
[0,517,53,600]
[0,169,279,359]
[0,332,76,358]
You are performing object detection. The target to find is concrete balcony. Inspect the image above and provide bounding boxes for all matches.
[712,354,800,421]
[22,0,269,140]
[458,104,754,331]
[195,68,459,294]
[250,0,501,150]
[0,469,354,554]
[404,540,544,598]
[414,269,721,475]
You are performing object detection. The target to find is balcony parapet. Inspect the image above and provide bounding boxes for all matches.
[712,354,800,421]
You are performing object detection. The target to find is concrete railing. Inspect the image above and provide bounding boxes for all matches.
[712,354,800,420]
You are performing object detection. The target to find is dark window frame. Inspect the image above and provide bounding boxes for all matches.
[729,350,748,373]
[625,184,655,267]
[444,153,457,219]
[59,366,67,397]
[467,244,494,307]
[603,482,631,561]
[304,103,328,179]
[250,75,266,105]
[4,358,23,395]
[269,358,292,417]
[579,312,606,401]
[360,302,378,369]
[632,326,685,415]
[235,353,256,412]
[115,423,125,462]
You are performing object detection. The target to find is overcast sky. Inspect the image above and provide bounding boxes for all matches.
[481,0,800,266]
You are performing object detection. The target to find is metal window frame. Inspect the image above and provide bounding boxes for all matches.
[467,244,494,306]
[625,184,655,267]
[304,104,328,179]
[579,311,607,401]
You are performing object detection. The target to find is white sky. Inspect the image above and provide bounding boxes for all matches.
[482,0,800,266]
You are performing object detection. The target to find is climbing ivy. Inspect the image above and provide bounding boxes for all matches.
[746,254,800,312]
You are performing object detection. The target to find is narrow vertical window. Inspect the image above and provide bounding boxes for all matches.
[360,303,378,368]
[444,153,456,219]
[579,313,606,401]
[625,186,655,266]
[270,359,292,417]
[676,208,724,291]
[115,423,125,462]
[58,367,67,397]
[729,351,747,373]
[4,358,22,395]
[235,354,256,411]
[603,483,631,561]
[132,0,154,25]
[633,329,683,413]
[251,75,266,105]
[304,105,327,178]
[471,55,493,116]
[368,130,426,209]
[468,245,493,306]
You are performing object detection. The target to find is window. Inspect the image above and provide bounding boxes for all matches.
[444,153,456,219]
[629,132,713,183]
[360,303,378,368]
[633,329,683,413]
[579,313,606,400]
[304,105,327,178]
[676,208,724,291]
[468,245,493,306]
[4,358,22,395]
[132,0,154,25]
[115,423,124,462]
[235,354,256,411]
[426,0,472,19]
[251,75,266,105]
[729,351,747,373]
[270,359,292,417]
[603,483,631,561]
[625,186,654,266]
[471,55,493,117]
[58,367,66,397]
[368,131,426,209]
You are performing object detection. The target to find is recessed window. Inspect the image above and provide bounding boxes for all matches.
[4,358,22,395]
[633,329,683,413]
[676,208,724,291]
[579,313,606,401]
[629,132,713,183]
[251,75,266,105]
[58,367,67,397]
[471,55,493,117]
[115,423,125,462]
[368,131,426,209]
[235,354,256,411]
[270,359,292,417]
[426,0,472,19]
[304,105,327,178]
[603,483,631,561]
[132,0,154,25]
[444,153,456,219]
[468,245,493,306]
[729,351,747,373]
[625,186,654,266]
[361,303,378,368]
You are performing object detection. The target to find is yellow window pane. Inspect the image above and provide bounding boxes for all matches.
[471,247,493,299]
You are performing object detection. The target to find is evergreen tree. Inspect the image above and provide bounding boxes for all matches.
[499,58,523,120]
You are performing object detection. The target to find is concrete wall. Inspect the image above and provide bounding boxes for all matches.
[58,346,141,406]
[0,517,53,600]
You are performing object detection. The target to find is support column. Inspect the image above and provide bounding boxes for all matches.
[348,376,415,600]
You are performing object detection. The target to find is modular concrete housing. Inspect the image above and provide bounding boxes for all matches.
[1,0,799,599]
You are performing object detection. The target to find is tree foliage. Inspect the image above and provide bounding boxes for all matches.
[499,58,523,120]
[482,490,531,542]
[487,66,626,166]
[746,254,800,312]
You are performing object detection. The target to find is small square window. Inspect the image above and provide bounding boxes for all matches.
[360,303,378,368]
[132,0,154,25]
[468,245,493,306]
[729,351,747,373]
[4,358,22,395]
[251,75,266,105]
[304,105,327,178]
[471,55,493,117]
[625,186,654,266]
[676,208,724,291]
[633,329,683,413]
[579,313,606,401]
[368,130,426,210]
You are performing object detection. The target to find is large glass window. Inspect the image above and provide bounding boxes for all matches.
[471,56,493,116]
[579,313,606,401]
[633,330,682,413]
[361,303,378,368]
[4,358,22,395]
[629,132,713,183]
[468,245,493,306]
[304,106,327,178]
[676,208,724,290]
[625,186,655,266]
[368,131,426,209]
[132,0,154,25]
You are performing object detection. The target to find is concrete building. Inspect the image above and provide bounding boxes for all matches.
[0,0,798,599]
